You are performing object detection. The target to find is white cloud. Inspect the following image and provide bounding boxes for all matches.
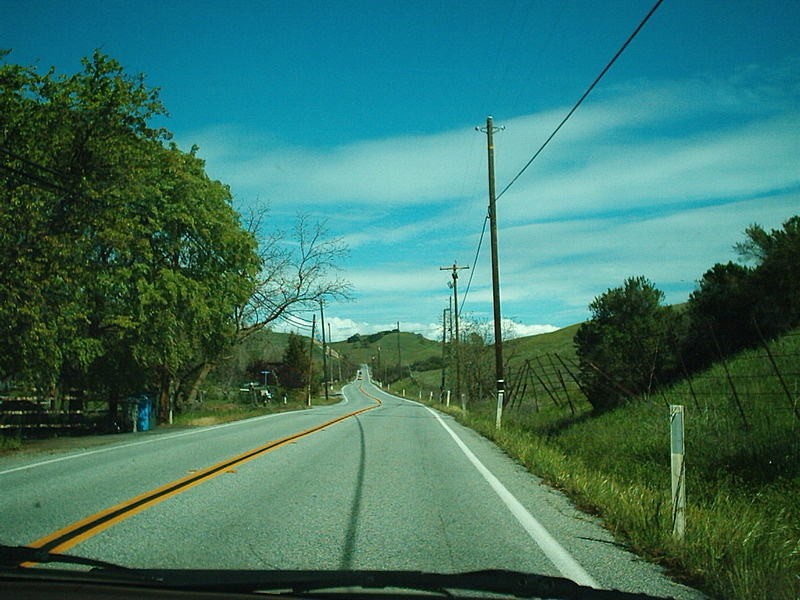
[271,315,444,343]
[185,66,799,333]
[502,320,560,339]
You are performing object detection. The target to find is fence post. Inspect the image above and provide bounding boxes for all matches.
[670,405,686,539]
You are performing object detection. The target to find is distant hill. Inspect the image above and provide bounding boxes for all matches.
[215,321,588,387]
[330,330,441,380]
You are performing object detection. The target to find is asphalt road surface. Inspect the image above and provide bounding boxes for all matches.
[1,370,704,598]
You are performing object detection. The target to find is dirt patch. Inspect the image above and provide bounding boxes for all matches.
[0,427,191,458]
[184,416,224,427]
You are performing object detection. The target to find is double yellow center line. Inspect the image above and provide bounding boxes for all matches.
[25,389,380,560]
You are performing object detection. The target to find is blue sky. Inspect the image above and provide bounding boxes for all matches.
[3,1,799,341]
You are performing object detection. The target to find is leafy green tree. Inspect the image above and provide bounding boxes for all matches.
[736,216,800,332]
[682,215,800,370]
[683,262,756,368]
[1,51,349,423]
[575,276,678,412]
[0,51,259,421]
[0,50,168,395]
[280,332,310,390]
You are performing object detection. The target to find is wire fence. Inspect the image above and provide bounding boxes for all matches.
[0,393,118,436]
[502,331,800,427]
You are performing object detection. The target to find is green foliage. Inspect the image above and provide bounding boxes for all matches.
[280,332,310,390]
[739,216,800,331]
[436,327,800,600]
[0,51,259,416]
[683,215,800,370]
[574,276,679,412]
[683,262,756,366]
[410,355,443,372]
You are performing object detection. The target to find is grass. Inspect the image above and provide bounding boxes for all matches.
[331,330,441,378]
[505,322,582,362]
[419,329,800,600]
[0,433,22,454]
[168,386,345,427]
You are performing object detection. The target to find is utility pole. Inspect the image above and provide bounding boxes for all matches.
[328,322,334,382]
[307,314,316,407]
[440,262,469,407]
[396,321,402,382]
[440,307,448,401]
[477,115,506,430]
[320,301,329,403]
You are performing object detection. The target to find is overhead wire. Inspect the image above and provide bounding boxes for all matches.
[458,0,664,316]
[485,0,536,116]
[0,145,73,195]
[458,213,488,316]
[276,311,315,330]
[506,2,568,118]
[496,0,664,201]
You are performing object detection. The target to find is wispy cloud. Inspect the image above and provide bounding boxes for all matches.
[185,64,800,336]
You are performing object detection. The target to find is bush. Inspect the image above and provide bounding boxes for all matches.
[575,276,679,412]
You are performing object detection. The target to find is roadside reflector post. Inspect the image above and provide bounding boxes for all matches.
[495,382,504,430]
[670,405,686,539]
[446,390,451,407]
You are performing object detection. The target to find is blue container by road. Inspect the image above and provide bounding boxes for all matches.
[129,393,156,432]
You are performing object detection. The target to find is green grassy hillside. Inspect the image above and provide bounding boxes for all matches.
[330,330,441,381]
[505,322,581,362]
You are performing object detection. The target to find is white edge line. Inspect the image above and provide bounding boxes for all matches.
[262,380,596,587]
[411,400,599,589]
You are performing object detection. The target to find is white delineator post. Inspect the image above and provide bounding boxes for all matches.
[670,405,686,539]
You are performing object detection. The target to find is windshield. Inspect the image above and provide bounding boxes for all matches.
[2,3,798,600]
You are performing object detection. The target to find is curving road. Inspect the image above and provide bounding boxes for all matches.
[0,369,704,598]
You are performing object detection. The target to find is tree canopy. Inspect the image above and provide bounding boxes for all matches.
[574,276,678,412]
[0,51,348,421]
[573,216,800,412]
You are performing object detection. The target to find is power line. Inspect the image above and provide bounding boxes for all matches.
[457,0,663,316]
[458,213,488,317]
[275,311,315,331]
[496,0,664,201]
[0,146,73,195]
[0,145,65,180]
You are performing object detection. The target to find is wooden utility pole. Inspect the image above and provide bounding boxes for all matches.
[328,322,335,382]
[319,301,329,404]
[396,321,402,382]
[440,307,448,401]
[477,115,506,429]
[439,263,469,407]
[306,314,316,407]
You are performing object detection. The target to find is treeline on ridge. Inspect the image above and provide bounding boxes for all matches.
[574,215,800,412]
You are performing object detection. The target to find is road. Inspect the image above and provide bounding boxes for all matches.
[0,371,704,598]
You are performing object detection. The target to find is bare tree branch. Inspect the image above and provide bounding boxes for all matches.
[235,211,351,340]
